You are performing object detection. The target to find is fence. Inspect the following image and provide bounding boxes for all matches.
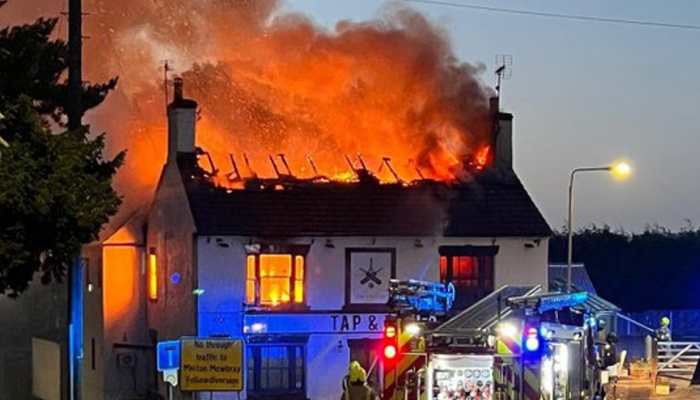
[657,341,700,380]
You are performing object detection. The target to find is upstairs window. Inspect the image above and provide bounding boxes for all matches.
[246,254,305,307]
[439,246,498,310]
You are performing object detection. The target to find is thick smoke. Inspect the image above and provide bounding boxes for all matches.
[1,0,494,211]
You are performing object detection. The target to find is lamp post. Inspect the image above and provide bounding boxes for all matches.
[567,162,631,292]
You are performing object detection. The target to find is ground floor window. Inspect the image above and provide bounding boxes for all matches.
[247,344,306,400]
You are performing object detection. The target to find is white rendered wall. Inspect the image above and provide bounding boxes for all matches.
[196,235,547,400]
[198,236,547,314]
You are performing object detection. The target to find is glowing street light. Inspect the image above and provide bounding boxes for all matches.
[610,161,632,180]
[566,160,632,292]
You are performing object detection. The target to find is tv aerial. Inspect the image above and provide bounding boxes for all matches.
[161,59,174,110]
[495,54,512,97]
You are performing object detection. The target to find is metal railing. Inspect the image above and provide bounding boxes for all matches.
[657,341,700,380]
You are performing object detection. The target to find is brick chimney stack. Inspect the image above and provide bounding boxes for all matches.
[491,96,513,172]
[167,77,198,162]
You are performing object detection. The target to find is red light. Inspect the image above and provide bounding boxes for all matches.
[385,326,396,338]
[384,344,397,359]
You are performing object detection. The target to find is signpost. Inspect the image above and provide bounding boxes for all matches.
[157,340,181,372]
[157,340,181,400]
[180,338,243,392]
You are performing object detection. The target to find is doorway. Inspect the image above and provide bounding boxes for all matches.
[347,338,381,393]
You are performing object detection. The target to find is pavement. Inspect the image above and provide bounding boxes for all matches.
[663,386,700,399]
[609,379,700,400]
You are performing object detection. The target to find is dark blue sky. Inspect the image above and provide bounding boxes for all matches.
[285,0,700,232]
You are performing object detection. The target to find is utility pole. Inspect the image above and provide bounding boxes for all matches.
[68,1,83,399]
[68,0,83,131]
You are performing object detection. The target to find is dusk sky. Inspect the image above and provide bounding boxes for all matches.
[284,0,700,232]
[3,0,699,232]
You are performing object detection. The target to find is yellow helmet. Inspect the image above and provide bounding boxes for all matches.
[661,317,670,327]
[349,361,367,383]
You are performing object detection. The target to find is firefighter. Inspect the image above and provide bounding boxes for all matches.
[656,316,672,342]
[603,332,618,368]
[342,361,378,400]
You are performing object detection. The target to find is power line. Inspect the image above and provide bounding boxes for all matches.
[404,0,700,31]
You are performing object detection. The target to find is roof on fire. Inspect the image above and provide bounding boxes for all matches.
[176,156,551,237]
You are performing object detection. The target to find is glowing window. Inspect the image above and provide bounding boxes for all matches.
[294,256,304,303]
[246,256,256,304]
[438,249,495,309]
[246,254,306,307]
[148,248,158,301]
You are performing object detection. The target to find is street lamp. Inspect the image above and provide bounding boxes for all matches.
[566,161,631,292]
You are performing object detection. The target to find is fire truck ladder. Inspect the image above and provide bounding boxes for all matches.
[387,279,456,316]
[432,285,543,339]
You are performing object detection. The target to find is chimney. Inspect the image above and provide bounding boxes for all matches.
[167,77,198,162]
[491,96,513,172]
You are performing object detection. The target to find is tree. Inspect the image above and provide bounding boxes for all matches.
[0,17,123,296]
[549,224,700,311]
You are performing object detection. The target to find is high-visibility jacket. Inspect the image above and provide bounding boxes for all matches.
[656,326,672,341]
[342,382,378,400]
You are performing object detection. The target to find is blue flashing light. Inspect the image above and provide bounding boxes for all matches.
[538,291,588,313]
[522,324,545,361]
[525,336,540,352]
[587,317,597,328]
[170,272,181,285]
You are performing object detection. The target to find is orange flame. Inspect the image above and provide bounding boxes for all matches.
[474,146,491,170]
[1,0,495,202]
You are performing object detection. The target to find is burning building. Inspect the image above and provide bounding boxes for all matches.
[76,76,550,400]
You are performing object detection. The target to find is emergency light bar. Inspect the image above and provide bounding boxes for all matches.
[508,291,589,313]
[537,292,588,313]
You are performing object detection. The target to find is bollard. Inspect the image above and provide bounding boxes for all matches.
[645,335,658,383]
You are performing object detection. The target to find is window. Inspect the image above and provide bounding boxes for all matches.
[439,246,498,309]
[440,256,484,288]
[148,248,158,301]
[246,254,305,307]
[247,344,305,399]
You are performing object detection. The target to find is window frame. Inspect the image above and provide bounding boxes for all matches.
[245,247,308,309]
[438,245,499,309]
[246,343,307,400]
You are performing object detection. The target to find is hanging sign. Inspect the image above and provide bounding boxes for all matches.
[348,249,394,304]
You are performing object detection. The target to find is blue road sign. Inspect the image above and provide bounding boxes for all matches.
[157,340,181,371]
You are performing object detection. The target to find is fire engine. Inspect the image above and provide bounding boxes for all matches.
[381,280,616,400]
